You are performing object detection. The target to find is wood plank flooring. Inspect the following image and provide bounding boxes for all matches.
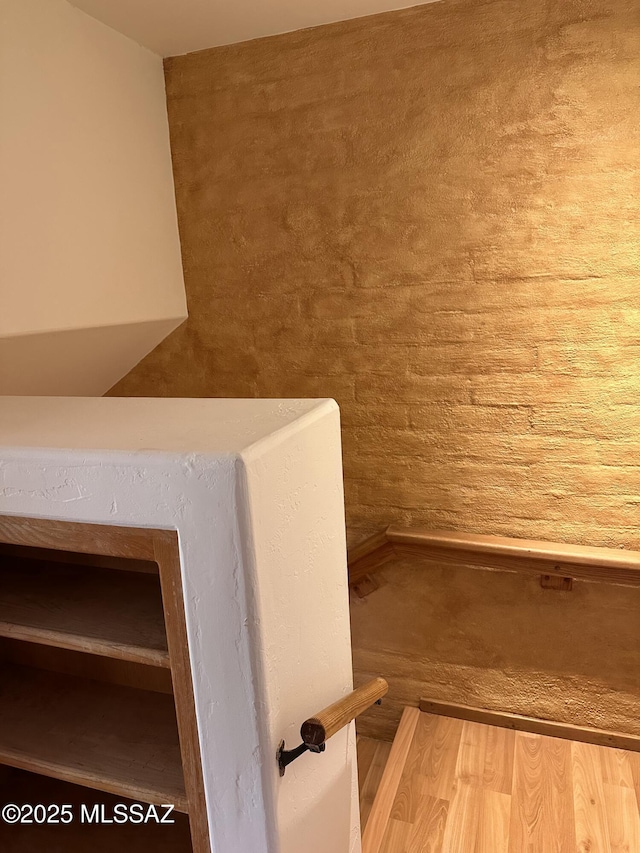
[358,736,394,831]
[360,709,640,853]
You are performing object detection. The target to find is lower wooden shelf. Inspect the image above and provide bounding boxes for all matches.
[0,768,193,853]
[0,663,187,812]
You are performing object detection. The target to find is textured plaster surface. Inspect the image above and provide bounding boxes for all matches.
[111,0,640,738]
[351,559,640,739]
[0,397,358,852]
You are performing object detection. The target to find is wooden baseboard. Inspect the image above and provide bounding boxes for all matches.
[419,697,640,753]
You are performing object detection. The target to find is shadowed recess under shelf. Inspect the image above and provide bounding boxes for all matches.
[0,769,193,853]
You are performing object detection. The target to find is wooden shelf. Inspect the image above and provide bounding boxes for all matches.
[0,559,170,668]
[0,518,209,853]
[0,663,188,812]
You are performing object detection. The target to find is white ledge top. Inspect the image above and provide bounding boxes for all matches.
[0,396,336,455]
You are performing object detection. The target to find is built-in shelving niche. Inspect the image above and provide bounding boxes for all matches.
[0,542,196,853]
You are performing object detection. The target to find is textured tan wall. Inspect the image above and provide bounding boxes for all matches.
[111,0,640,738]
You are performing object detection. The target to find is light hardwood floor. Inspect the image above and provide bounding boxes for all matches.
[358,736,394,830]
[359,708,640,853]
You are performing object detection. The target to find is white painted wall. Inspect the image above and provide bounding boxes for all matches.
[0,0,187,393]
[0,396,360,853]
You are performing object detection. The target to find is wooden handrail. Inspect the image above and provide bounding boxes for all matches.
[348,525,640,594]
[277,677,388,774]
[301,677,388,747]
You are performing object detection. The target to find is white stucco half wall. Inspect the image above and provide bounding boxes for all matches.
[0,396,361,853]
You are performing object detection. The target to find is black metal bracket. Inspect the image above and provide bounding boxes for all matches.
[277,740,325,776]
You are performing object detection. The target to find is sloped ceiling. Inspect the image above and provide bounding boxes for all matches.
[1,0,186,396]
[70,0,441,56]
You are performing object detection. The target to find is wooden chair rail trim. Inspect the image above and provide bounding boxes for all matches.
[418,697,640,754]
[300,677,388,747]
[348,525,640,593]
